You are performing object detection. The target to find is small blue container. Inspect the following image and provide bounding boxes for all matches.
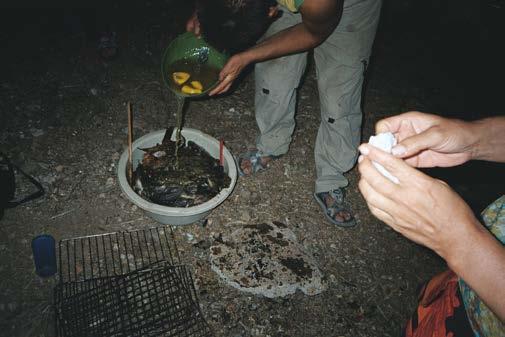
[31,234,57,277]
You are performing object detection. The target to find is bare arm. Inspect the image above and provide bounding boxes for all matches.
[209,0,343,95]
[448,219,505,322]
[242,0,343,63]
[470,116,505,162]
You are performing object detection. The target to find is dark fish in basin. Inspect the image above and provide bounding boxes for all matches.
[133,128,230,207]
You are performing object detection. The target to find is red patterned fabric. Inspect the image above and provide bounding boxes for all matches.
[405,270,467,337]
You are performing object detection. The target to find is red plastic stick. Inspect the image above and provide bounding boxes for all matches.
[219,139,224,167]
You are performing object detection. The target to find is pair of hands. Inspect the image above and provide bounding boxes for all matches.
[186,12,250,96]
[358,112,481,260]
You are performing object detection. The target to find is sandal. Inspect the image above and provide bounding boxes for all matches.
[314,188,356,227]
[236,150,282,177]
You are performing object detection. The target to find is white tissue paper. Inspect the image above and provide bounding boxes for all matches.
[368,132,399,184]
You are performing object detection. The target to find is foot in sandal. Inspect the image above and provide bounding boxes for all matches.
[314,188,355,227]
[237,150,282,176]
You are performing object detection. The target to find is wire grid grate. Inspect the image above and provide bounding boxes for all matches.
[55,265,212,337]
[58,226,179,283]
[54,226,213,337]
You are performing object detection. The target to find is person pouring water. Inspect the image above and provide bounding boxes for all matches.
[186,0,382,227]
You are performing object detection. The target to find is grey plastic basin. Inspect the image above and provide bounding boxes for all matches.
[118,128,237,225]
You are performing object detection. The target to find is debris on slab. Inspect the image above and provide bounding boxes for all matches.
[210,221,326,298]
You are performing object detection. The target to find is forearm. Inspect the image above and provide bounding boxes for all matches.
[446,222,505,321]
[241,22,328,65]
[238,0,342,64]
[470,116,505,162]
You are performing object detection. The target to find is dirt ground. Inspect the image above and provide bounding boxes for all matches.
[0,2,503,337]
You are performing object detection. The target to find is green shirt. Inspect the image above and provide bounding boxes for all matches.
[277,0,304,12]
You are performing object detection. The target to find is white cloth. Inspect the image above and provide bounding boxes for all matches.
[368,132,399,184]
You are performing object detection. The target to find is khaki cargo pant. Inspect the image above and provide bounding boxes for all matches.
[254,0,382,193]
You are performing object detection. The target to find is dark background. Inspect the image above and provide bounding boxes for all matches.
[1,0,502,212]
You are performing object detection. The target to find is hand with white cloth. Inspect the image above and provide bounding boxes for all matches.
[372,111,505,168]
[357,111,505,322]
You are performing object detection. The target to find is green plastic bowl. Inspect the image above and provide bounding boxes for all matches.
[161,32,228,98]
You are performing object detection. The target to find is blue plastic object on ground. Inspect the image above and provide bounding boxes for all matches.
[31,234,57,277]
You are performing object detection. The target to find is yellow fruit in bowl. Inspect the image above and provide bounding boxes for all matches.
[190,81,203,91]
[181,85,202,95]
[172,72,190,85]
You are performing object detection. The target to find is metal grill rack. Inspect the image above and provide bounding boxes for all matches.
[54,226,213,337]
[58,227,179,283]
